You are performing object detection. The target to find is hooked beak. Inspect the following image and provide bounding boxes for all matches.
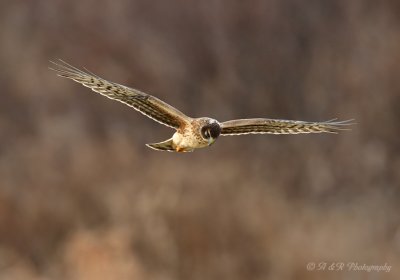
[208,137,216,146]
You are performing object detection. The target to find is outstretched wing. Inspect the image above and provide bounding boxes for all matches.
[49,60,191,129]
[220,118,355,135]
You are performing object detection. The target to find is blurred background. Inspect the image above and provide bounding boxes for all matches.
[0,0,399,279]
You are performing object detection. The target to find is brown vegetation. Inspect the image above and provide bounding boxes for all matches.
[0,1,399,279]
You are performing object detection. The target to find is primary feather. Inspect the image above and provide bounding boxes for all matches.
[49,60,190,129]
[220,118,355,135]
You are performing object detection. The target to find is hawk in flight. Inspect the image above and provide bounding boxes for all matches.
[50,60,353,152]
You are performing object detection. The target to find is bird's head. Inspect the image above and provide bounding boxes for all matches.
[200,119,221,145]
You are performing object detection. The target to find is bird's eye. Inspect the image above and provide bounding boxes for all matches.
[201,127,211,139]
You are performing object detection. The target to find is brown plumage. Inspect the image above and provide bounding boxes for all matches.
[220,118,352,135]
[50,60,354,152]
[50,60,189,129]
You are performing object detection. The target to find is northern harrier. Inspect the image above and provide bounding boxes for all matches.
[50,60,354,152]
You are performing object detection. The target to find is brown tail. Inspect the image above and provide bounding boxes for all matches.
[146,138,176,152]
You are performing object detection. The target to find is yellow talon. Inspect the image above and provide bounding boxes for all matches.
[176,147,184,152]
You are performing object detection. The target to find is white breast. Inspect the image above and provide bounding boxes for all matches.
[172,132,184,146]
[172,130,207,149]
